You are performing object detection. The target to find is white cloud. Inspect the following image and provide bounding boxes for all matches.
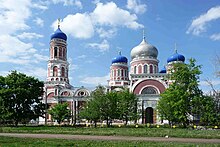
[187,6,220,35]
[0,35,48,64]
[0,35,34,56]
[80,74,109,86]
[0,67,47,81]
[51,1,143,39]
[91,2,144,29]
[76,55,87,59]
[17,32,43,40]
[0,0,31,35]
[210,33,220,41]
[32,2,48,10]
[34,17,44,27]
[52,13,94,39]
[68,57,79,72]
[126,0,147,14]
[87,40,110,52]
[74,0,82,8]
[96,27,117,38]
[33,54,48,62]
[51,0,82,8]
[17,66,47,81]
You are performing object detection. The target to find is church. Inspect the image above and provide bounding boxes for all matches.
[42,22,185,124]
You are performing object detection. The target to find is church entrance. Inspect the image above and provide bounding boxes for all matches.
[145,107,153,124]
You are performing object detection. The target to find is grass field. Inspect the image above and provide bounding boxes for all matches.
[0,136,219,147]
[1,126,220,139]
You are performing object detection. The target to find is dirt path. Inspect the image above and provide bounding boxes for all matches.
[0,133,220,144]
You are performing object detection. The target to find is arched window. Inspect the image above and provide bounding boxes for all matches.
[150,65,153,73]
[114,70,116,77]
[54,47,58,58]
[144,65,148,73]
[63,48,66,59]
[59,48,62,58]
[134,66,137,74]
[154,65,157,73]
[121,69,123,76]
[117,69,120,76]
[61,67,65,77]
[125,69,127,77]
[53,66,58,76]
[141,87,157,94]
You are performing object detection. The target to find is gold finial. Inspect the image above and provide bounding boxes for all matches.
[143,29,145,40]
[58,18,61,28]
[174,43,177,53]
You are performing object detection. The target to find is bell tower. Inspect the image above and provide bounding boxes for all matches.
[47,20,69,84]
[46,19,70,87]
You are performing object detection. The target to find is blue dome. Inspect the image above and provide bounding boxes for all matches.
[112,52,128,64]
[51,27,67,41]
[167,50,185,63]
[159,66,166,73]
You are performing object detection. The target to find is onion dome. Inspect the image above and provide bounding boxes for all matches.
[130,36,158,60]
[112,51,128,64]
[51,19,67,41]
[159,66,166,73]
[167,49,185,63]
[51,27,67,41]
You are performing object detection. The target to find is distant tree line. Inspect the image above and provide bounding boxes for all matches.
[0,71,45,126]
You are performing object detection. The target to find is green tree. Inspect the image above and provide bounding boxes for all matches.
[117,89,139,125]
[100,92,118,127]
[192,95,220,125]
[80,86,140,127]
[158,59,204,127]
[0,71,45,126]
[80,85,118,127]
[79,98,101,127]
[48,102,71,124]
[79,85,105,127]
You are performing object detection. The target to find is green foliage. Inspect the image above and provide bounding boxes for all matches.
[0,71,45,126]
[117,89,139,125]
[48,102,71,124]
[80,86,138,127]
[79,85,105,127]
[158,59,219,126]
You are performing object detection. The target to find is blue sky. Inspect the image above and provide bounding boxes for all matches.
[0,0,220,93]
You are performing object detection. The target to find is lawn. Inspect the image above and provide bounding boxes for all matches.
[1,126,220,139]
[0,136,219,147]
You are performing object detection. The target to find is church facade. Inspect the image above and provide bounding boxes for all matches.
[108,35,185,124]
[42,23,185,124]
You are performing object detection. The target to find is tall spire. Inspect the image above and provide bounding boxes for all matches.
[143,29,146,40]
[118,51,122,55]
[58,18,61,28]
[174,43,177,53]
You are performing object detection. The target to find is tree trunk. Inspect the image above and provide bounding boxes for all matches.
[125,117,128,126]
[94,120,97,128]
[15,120,18,127]
[106,118,109,127]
